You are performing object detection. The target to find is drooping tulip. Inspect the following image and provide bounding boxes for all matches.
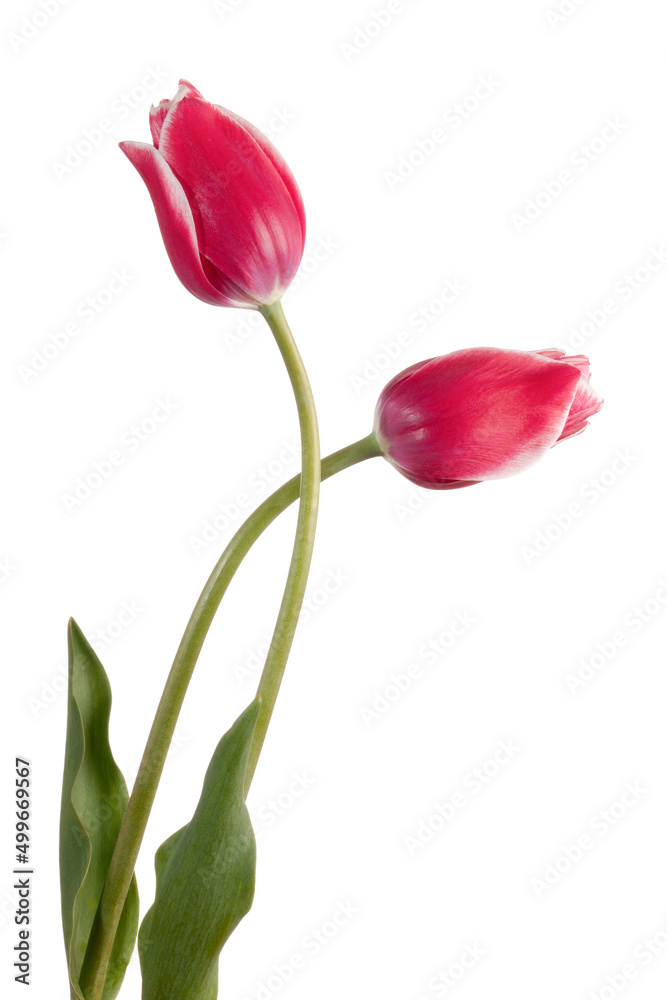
[120,80,306,309]
[373,348,603,489]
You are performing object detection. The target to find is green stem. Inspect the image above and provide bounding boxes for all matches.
[78,298,377,998]
[245,301,320,792]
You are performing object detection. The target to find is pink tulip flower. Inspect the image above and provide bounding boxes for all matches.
[373,348,603,489]
[120,80,306,309]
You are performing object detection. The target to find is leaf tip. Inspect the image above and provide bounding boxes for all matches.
[68,617,84,643]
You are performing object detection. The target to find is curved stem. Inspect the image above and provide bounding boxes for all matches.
[79,300,378,998]
[245,301,319,792]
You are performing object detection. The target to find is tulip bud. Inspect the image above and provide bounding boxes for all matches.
[373,348,603,489]
[120,80,306,309]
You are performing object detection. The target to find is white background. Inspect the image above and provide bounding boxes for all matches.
[3,1,667,999]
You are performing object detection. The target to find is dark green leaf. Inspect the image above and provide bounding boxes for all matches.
[59,618,139,1000]
[138,698,261,1000]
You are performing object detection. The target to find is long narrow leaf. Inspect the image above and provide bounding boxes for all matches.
[59,618,139,1000]
[139,698,261,1000]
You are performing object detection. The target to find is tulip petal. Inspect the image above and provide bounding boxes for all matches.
[221,106,306,248]
[560,354,591,380]
[119,140,247,307]
[158,95,305,304]
[558,376,603,441]
[149,102,170,147]
[397,472,481,490]
[174,78,204,100]
[376,348,583,483]
[534,348,566,360]
[150,81,204,147]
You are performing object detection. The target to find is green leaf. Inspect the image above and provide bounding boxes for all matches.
[138,698,261,1000]
[59,618,140,1000]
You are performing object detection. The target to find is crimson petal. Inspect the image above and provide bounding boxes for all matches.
[119,141,242,307]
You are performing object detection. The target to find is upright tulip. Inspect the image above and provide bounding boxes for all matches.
[373,347,603,489]
[119,80,306,308]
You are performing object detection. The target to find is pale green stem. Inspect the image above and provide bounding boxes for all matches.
[244,301,320,793]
